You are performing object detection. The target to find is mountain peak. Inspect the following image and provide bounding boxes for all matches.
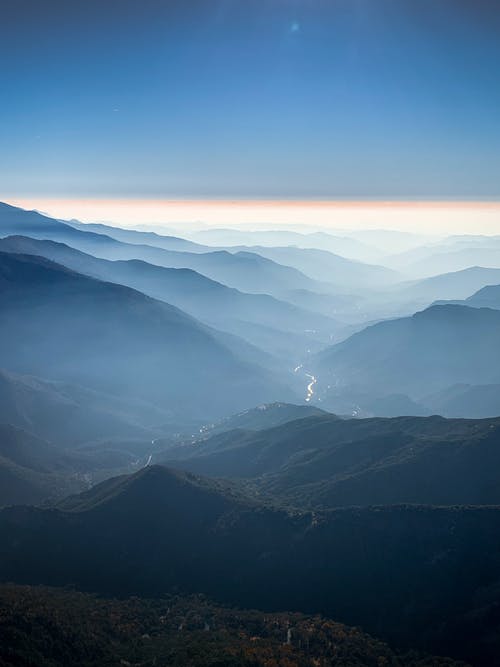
[57,464,248,514]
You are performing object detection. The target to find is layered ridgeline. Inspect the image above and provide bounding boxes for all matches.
[435,282,500,310]
[195,401,328,436]
[0,401,327,507]
[0,366,194,507]
[385,234,500,277]
[188,227,382,262]
[0,585,463,667]
[0,202,119,249]
[8,202,500,328]
[393,267,500,309]
[159,413,500,508]
[0,236,339,359]
[225,245,399,288]
[67,218,208,252]
[404,245,500,277]
[0,464,497,664]
[462,282,500,308]
[0,202,326,297]
[418,285,500,415]
[69,218,401,288]
[312,303,500,416]
[1,202,445,328]
[0,251,295,421]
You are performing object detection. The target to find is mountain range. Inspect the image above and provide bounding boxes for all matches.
[0,251,293,421]
[188,227,381,261]
[67,218,208,252]
[2,200,500,666]
[0,235,339,359]
[314,303,500,402]
[159,413,500,508]
[0,202,326,298]
[0,463,498,664]
[227,244,399,288]
[435,282,500,311]
[385,235,500,276]
[395,266,500,306]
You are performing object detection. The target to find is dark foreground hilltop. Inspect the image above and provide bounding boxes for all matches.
[1,465,499,665]
[0,585,467,667]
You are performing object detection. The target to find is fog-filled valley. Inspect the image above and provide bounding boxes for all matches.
[2,200,500,666]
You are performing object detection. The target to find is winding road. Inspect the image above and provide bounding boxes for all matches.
[294,364,318,403]
[305,373,317,402]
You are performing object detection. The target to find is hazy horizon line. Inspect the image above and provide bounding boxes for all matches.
[4,197,500,235]
[5,197,500,208]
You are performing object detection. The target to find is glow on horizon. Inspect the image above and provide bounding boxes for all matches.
[5,198,500,235]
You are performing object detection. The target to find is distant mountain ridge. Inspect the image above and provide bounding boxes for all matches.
[67,218,208,252]
[434,282,500,310]
[0,251,294,420]
[0,202,114,246]
[227,244,399,287]
[0,202,326,297]
[396,266,500,305]
[0,235,339,359]
[314,303,500,400]
[385,235,500,276]
[189,227,381,262]
[159,413,500,508]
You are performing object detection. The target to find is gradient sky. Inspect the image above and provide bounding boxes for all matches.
[2,0,500,200]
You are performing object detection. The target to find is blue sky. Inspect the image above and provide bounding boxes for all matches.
[2,0,500,199]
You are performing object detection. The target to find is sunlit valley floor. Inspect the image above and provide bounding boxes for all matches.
[2,201,500,666]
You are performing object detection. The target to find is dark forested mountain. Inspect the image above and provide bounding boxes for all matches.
[0,585,463,667]
[0,251,294,420]
[199,402,329,436]
[0,236,338,359]
[159,413,500,508]
[314,304,500,401]
[155,402,330,455]
[0,464,498,664]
